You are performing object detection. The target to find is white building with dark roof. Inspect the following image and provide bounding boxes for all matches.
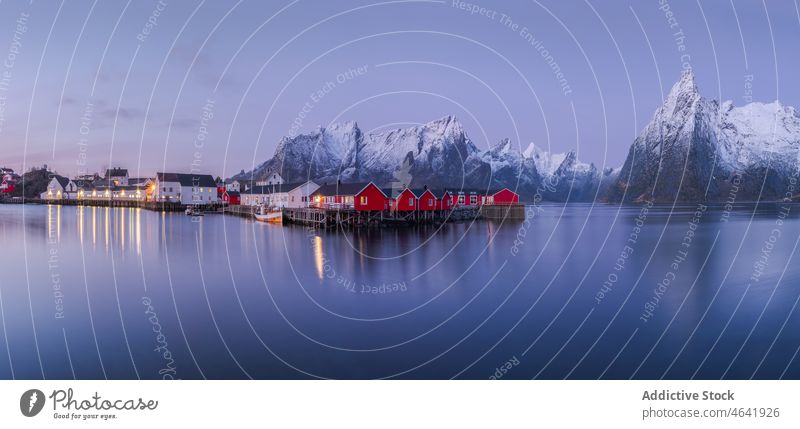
[255,169,283,186]
[41,175,77,200]
[105,168,129,186]
[241,181,319,208]
[155,173,219,205]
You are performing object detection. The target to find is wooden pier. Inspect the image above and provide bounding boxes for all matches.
[480,203,526,221]
[4,198,524,227]
[4,198,221,212]
[221,204,257,219]
[281,206,481,228]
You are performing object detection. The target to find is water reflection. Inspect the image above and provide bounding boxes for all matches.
[2,204,800,379]
[40,205,148,256]
[313,235,324,280]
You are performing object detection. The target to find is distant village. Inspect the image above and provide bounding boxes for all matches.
[0,165,520,210]
[0,165,524,226]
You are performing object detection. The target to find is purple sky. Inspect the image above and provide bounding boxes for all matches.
[0,0,798,178]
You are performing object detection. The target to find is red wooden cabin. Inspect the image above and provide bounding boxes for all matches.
[393,188,417,211]
[435,190,452,210]
[487,188,520,205]
[355,182,388,211]
[222,190,241,205]
[310,182,388,211]
[416,189,436,211]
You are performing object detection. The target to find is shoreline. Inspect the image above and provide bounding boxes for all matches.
[0,198,526,227]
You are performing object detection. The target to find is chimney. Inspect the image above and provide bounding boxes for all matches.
[424,184,428,190]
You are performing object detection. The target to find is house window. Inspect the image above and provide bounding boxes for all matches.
[408,197,413,206]
[169,187,173,192]
[470,195,477,205]
[458,195,464,204]
[360,196,368,205]
[428,199,433,207]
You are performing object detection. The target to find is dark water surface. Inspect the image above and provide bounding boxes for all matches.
[0,203,799,379]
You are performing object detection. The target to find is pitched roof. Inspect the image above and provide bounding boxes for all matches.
[310,182,379,198]
[381,187,417,199]
[430,189,451,199]
[223,191,240,197]
[241,181,308,195]
[128,177,151,185]
[490,187,519,196]
[156,172,216,187]
[53,175,70,188]
[105,168,128,177]
[85,179,113,190]
[411,188,437,198]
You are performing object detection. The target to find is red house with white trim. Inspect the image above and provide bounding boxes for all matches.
[355,183,388,211]
[221,190,241,205]
[393,188,417,211]
[434,190,452,210]
[310,182,388,211]
[416,189,437,211]
[486,188,520,205]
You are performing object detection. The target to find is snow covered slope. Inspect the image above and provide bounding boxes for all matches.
[609,70,800,202]
[235,115,611,200]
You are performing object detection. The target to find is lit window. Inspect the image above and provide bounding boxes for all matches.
[360,196,367,205]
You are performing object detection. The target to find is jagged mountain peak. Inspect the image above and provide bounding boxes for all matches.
[525,143,568,177]
[610,70,800,202]
[421,115,466,139]
[235,116,609,200]
[322,120,359,133]
[488,138,516,155]
[661,69,702,116]
[670,69,698,95]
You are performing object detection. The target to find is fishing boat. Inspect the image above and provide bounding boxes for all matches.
[185,206,204,216]
[254,205,282,223]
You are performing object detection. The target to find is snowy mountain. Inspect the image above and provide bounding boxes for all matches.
[238,71,800,204]
[479,138,539,193]
[608,70,800,202]
[525,144,605,202]
[353,115,491,189]
[235,115,608,200]
[237,121,362,185]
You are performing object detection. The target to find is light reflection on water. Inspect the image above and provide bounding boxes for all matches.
[0,203,799,380]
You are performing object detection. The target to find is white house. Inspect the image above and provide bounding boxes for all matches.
[287,181,320,208]
[41,176,77,200]
[225,179,242,192]
[255,169,283,186]
[154,173,218,205]
[241,181,320,208]
[75,179,149,202]
[241,185,280,206]
[105,168,129,186]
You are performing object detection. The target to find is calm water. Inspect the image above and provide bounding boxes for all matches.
[0,203,799,380]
